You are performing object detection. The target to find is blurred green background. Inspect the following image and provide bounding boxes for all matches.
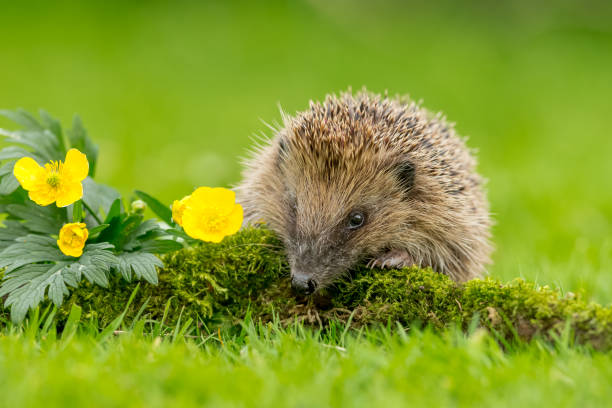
[1,0,611,301]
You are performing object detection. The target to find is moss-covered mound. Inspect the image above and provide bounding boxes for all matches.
[61,227,612,349]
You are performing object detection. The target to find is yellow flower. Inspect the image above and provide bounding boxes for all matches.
[13,148,89,207]
[57,222,88,257]
[171,195,191,226]
[179,187,243,243]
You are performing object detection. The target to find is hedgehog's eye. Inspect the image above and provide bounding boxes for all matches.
[347,211,366,230]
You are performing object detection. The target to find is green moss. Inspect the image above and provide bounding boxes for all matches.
[59,227,292,327]
[59,227,612,350]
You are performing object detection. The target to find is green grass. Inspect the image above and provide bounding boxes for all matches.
[2,313,612,408]
[1,0,611,406]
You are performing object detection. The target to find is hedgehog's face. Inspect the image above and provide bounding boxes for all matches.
[276,137,417,295]
[283,201,376,295]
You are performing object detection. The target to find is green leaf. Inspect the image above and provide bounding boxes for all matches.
[0,128,62,162]
[0,261,82,323]
[114,214,144,250]
[0,174,19,195]
[0,241,118,322]
[5,202,66,234]
[82,177,121,221]
[0,220,30,249]
[121,219,163,251]
[0,160,15,177]
[64,243,118,287]
[134,190,173,225]
[114,251,162,284]
[96,212,145,251]
[39,109,66,155]
[0,109,44,131]
[139,239,184,254]
[117,217,184,253]
[0,235,66,272]
[95,215,122,246]
[0,146,40,161]
[0,264,60,323]
[104,198,122,223]
[68,115,99,177]
[130,218,161,237]
[48,265,70,306]
[87,223,110,238]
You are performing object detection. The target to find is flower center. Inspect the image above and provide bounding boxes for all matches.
[45,161,63,188]
[204,214,225,232]
[47,173,60,187]
[63,230,84,247]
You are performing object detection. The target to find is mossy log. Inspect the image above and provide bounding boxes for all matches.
[61,228,612,349]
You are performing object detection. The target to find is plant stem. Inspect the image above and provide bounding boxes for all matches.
[82,200,103,225]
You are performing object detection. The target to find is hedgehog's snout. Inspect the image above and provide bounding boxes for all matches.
[291,272,317,295]
[287,243,319,295]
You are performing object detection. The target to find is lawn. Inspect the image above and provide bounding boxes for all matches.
[2,321,612,408]
[0,0,611,406]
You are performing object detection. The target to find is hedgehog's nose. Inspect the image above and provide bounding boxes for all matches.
[291,274,317,295]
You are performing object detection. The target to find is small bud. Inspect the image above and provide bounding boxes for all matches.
[131,199,146,214]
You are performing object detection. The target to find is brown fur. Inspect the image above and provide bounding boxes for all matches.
[236,90,492,291]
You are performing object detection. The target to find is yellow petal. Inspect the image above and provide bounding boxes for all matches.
[55,182,83,207]
[190,187,236,209]
[28,185,58,206]
[198,232,226,243]
[63,148,89,182]
[189,187,214,206]
[209,187,236,208]
[13,157,45,191]
[181,209,203,240]
[224,204,243,235]
[78,224,89,241]
[57,241,84,257]
[171,195,191,226]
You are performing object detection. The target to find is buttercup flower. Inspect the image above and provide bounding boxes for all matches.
[13,148,89,207]
[57,222,88,257]
[179,187,243,243]
[172,195,191,226]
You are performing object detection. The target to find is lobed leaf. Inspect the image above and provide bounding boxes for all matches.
[114,251,162,284]
[38,109,65,154]
[0,220,30,250]
[0,128,62,162]
[0,146,41,161]
[5,202,66,234]
[0,263,62,322]
[0,109,44,131]
[0,241,119,322]
[65,243,119,287]
[0,174,19,195]
[0,235,67,272]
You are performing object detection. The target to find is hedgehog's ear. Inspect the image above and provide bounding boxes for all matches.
[394,160,415,195]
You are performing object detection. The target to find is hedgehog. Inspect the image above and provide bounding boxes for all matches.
[237,90,492,295]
